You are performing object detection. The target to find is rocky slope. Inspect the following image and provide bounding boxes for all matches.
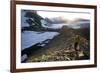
[26,26,90,62]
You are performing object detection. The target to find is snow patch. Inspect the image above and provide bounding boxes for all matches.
[21,31,59,50]
[21,54,28,62]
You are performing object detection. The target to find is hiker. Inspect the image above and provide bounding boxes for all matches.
[73,35,80,59]
[74,35,80,51]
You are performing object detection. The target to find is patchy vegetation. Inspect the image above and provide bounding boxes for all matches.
[26,27,90,62]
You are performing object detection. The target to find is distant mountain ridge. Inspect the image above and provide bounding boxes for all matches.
[21,10,90,31]
[68,18,90,29]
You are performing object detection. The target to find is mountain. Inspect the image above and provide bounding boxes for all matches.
[71,18,90,40]
[68,18,90,29]
[21,10,90,62]
[45,18,53,24]
[46,17,68,24]
[26,26,90,62]
[21,10,45,31]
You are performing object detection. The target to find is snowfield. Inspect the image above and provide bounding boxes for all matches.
[21,31,59,50]
[42,23,68,29]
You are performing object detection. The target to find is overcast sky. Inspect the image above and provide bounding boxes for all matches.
[37,11,90,20]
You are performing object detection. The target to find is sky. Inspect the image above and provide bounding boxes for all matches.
[37,10,90,20]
